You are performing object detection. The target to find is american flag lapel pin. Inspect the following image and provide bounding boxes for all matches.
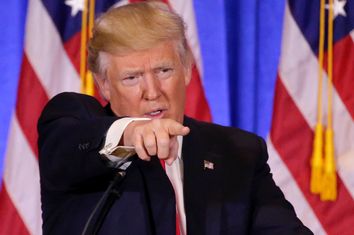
[204,160,214,170]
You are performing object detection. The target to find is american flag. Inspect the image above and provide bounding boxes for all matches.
[0,0,210,234]
[268,0,354,234]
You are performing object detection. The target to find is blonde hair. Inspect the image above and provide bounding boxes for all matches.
[88,1,191,75]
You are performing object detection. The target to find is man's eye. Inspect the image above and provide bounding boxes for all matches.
[161,68,172,73]
[156,68,173,79]
[122,76,139,86]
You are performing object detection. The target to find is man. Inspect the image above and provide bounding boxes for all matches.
[38,2,312,235]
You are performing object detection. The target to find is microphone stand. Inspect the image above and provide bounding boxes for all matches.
[81,171,126,235]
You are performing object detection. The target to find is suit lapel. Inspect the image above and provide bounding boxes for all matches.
[183,117,222,235]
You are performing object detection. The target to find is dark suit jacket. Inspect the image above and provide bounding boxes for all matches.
[38,92,312,235]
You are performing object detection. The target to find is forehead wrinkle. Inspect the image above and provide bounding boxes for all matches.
[104,42,181,77]
[119,56,175,74]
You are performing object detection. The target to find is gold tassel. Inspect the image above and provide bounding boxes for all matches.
[310,123,324,194]
[85,71,95,96]
[320,128,337,201]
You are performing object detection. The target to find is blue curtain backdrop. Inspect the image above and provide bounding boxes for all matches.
[0,0,27,179]
[224,0,285,136]
[0,0,285,179]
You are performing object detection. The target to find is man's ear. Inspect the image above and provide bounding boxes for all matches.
[94,73,111,101]
[183,50,193,86]
[184,71,192,86]
[184,62,192,86]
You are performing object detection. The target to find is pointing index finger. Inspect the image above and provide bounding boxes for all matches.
[166,121,190,137]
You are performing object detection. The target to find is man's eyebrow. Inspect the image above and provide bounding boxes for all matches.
[119,69,143,77]
[153,61,175,68]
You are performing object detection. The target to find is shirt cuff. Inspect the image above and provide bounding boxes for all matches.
[99,117,150,166]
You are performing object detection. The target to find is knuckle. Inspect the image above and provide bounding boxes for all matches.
[144,136,156,149]
[144,140,155,148]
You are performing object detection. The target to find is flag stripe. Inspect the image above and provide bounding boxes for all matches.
[279,4,354,200]
[3,117,42,235]
[25,0,80,98]
[266,138,326,235]
[63,32,81,74]
[185,65,212,121]
[16,55,49,157]
[0,185,30,235]
[271,77,354,235]
[168,0,203,75]
[332,34,354,120]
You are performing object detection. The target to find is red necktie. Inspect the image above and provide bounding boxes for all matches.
[160,160,181,235]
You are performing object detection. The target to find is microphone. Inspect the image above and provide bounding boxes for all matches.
[81,169,129,235]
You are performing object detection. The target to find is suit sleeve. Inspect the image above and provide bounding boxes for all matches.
[250,137,313,235]
[38,92,118,192]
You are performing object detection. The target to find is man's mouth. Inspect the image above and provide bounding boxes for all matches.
[150,110,162,115]
[144,109,166,118]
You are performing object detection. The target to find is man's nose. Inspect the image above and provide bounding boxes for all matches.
[142,74,161,101]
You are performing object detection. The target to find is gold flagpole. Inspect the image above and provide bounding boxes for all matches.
[311,0,326,195]
[85,0,96,96]
[80,0,89,94]
[321,0,337,201]
[80,0,95,96]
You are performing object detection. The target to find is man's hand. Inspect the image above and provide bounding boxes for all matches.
[123,119,190,165]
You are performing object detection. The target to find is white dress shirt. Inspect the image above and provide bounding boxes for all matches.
[99,118,186,235]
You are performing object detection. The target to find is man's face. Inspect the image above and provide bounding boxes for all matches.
[97,41,191,123]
